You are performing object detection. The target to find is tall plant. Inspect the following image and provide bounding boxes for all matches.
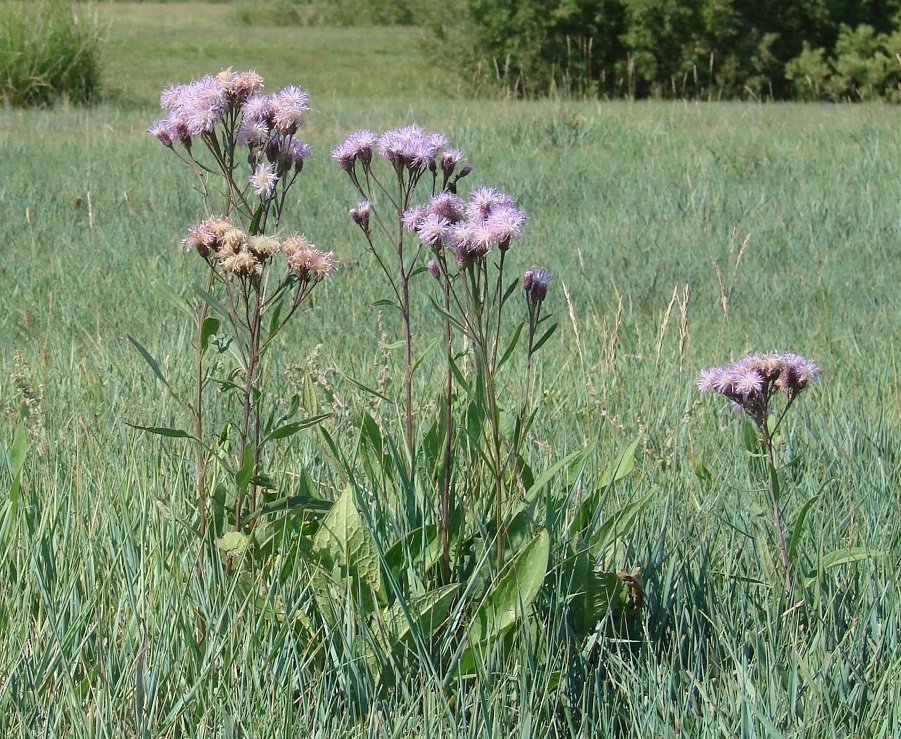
[137,69,334,544]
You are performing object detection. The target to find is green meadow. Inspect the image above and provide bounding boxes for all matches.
[0,3,899,736]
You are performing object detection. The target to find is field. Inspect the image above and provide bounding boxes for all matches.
[0,3,899,737]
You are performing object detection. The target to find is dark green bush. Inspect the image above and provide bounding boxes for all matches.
[418,0,901,100]
[0,0,102,106]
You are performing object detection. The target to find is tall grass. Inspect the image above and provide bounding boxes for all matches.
[0,97,898,735]
[0,0,102,106]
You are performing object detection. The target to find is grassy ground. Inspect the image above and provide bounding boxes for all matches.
[98,2,448,105]
[0,4,899,737]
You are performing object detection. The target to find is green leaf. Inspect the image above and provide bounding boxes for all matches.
[597,438,639,489]
[530,322,558,355]
[380,583,460,648]
[787,493,819,564]
[469,529,549,646]
[125,423,197,441]
[9,425,27,478]
[200,316,220,353]
[262,414,330,443]
[340,372,394,404]
[804,547,885,588]
[216,531,249,557]
[302,370,318,416]
[235,445,254,496]
[191,285,236,326]
[127,335,176,395]
[526,443,594,505]
[587,494,652,567]
[497,321,524,370]
[312,486,382,596]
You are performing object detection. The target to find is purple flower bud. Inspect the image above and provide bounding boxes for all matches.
[523,268,553,304]
[441,149,464,176]
[427,260,440,279]
[457,164,472,179]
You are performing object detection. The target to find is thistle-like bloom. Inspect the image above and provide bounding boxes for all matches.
[249,163,278,197]
[247,235,281,261]
[402,204,429,232]
[163,75,228,136]
[331,130,378,171]
[147,120,173,147]
[378,125,441,171]
[237,118,270,148]
[217,68,264,106]
[466,186,515,221]
[242,94,273,124]
[487,205,527,250]
[440,149,464,176]
[416,214,451,248]
[350,200,371,230]
[288,240,337,283]
[698,352,820,428]
[427,192,466,223]
[523,268,553,304]
[281,232,314,257]
[271,85,310,134]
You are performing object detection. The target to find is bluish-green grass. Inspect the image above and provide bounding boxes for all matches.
[0,5,899,737]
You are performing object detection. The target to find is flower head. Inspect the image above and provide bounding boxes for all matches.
[427,192,466,223]
[440,149,464,176]
[271,85,310,134]
[350,200,371,230]
[523,268,553,304]
[486,205,527,250]
[698,352,820,426]
[249,163,279,197]
[331,130,378,171]
[416,214,451,248]
[242,94,273,124]
[287,239,336,283]
[217,68,264,106]
[378,125,441,171]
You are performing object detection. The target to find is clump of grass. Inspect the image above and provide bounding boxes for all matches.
[0,0,102,106]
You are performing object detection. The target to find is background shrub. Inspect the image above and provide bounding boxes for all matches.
[417,0,901,100]
[0,0,102,106]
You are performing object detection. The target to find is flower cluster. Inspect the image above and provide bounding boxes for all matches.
[402,186,527,266]
[183,217,335,282]
[698,352,820,426]
[148,69,312,197]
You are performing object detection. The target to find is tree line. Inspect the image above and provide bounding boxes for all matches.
[412,0,901,100]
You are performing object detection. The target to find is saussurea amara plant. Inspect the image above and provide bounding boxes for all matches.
[698,352,819,593]
[333,128,558,573]
[138,69,334,545]
[332,127,471,463]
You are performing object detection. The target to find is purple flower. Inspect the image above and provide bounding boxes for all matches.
[242,94,273,124]
[217,68,264,105]
[378,125,441,171]
[523,268,553,304]
[467,186,516,221]
[331,130,378,171]
[249,163,278,197]
[698,352,820,425]
[350,200,371,229]
[271,85,310,134]
[147,119,173,147]
[427,192,466,223]
[402,204,429,232]
[486,205,527,250]
[416,214,451,248]
[181,76,228,135]
[237,118,270,148]
[440,149,464,176]
[427,259,441,279]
